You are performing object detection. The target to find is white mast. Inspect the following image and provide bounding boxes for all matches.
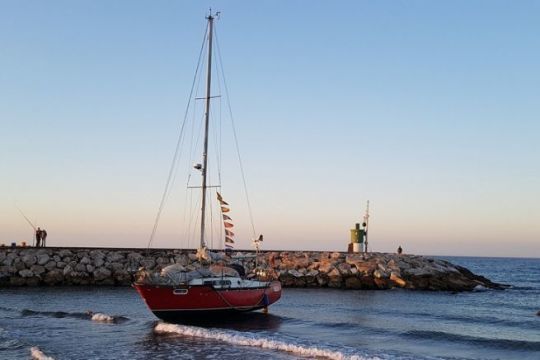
[200,13,215,249]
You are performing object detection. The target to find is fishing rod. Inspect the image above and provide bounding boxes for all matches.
[16,205,37,246]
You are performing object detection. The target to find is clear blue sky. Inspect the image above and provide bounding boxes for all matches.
[1,1,539,257]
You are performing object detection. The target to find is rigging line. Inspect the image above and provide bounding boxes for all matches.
[188,57,202,178]
[187,79,197,179]
[190,191,198,248]
[218,92,223,185]
[189,49,208,169]
[188,190,201,249]
[183,187,192,248]
[191,112,206,171]
[182,174,192,243]
[215,29,257,238]
[211,105,222,185]
[147,24,208,250]
[214,44,223,184]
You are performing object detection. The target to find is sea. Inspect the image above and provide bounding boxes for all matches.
[0,256,538,360]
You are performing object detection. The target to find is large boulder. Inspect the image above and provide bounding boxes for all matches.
[327,268,343,288]
[128,252,144,264]
[58,249,73,258]
[374,277,390,289]
[110,262,124,272]
[37,254,50,265]
[318,261,335,274]
[65,271,90,285]
[30,265,46,276]
[63,265,74,276]
[19,269,34,278]
[106,252,124,263]
[75,263,86,272]
[344,276,363,289]
[43,270,64,285]
[288,269,303,278]
[94,257,105,268]
[113,269,132,285]
[390,272,407,287]
[22,254,37,267]
[14,260,26,271]
[45,261,57,271]
[2,255,13,267]
[89,250,106,259]
[93,267,112,281]
[337,262,352,276]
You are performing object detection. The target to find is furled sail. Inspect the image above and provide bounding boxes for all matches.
[217,192,235,249]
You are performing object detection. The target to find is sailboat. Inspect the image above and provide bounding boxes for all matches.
[133,12,281,322]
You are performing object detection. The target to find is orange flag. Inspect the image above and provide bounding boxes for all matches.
[217,192,229,205]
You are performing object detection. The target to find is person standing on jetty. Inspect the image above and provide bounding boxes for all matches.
[397,245,403,255]
[35,227,42,247]
[41,229,47,247]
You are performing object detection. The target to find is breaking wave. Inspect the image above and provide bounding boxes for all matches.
[154,322,377,360]
[30,346,55,360]
[21,309,128,323]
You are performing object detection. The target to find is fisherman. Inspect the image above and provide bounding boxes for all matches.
[35,227,42,247]
[361,222,368,252]
[397,245,403,255]
[41,229,48,247]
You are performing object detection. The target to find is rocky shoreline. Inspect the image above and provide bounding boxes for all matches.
[0,247,505,291]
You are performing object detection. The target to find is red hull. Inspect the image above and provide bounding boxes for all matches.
[134,281,281,320]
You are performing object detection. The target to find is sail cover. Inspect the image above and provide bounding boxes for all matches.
[217,192,235,249]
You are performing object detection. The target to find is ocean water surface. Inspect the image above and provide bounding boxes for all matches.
[0,256,538,359]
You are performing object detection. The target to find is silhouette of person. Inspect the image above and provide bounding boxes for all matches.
[35,227,42,247]
[41,229,48,247]
[397,245,403,255]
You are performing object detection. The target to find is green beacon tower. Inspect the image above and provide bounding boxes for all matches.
[350,223,366,253]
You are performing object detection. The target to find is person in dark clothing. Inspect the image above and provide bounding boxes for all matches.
[397,245,403,255]
[41,229,47,247]
[35,227,42,247]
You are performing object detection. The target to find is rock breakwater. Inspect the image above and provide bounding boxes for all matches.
[0,247,504,291]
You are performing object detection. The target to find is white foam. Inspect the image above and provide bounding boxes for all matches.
[155,322,377,360]
[90,313,115,322]
[30,346,55,360]
[473,285,489,292]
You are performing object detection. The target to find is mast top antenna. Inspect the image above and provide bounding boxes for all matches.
[207,9,220,20]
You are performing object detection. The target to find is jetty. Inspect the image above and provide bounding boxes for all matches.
[0,247,504,291]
